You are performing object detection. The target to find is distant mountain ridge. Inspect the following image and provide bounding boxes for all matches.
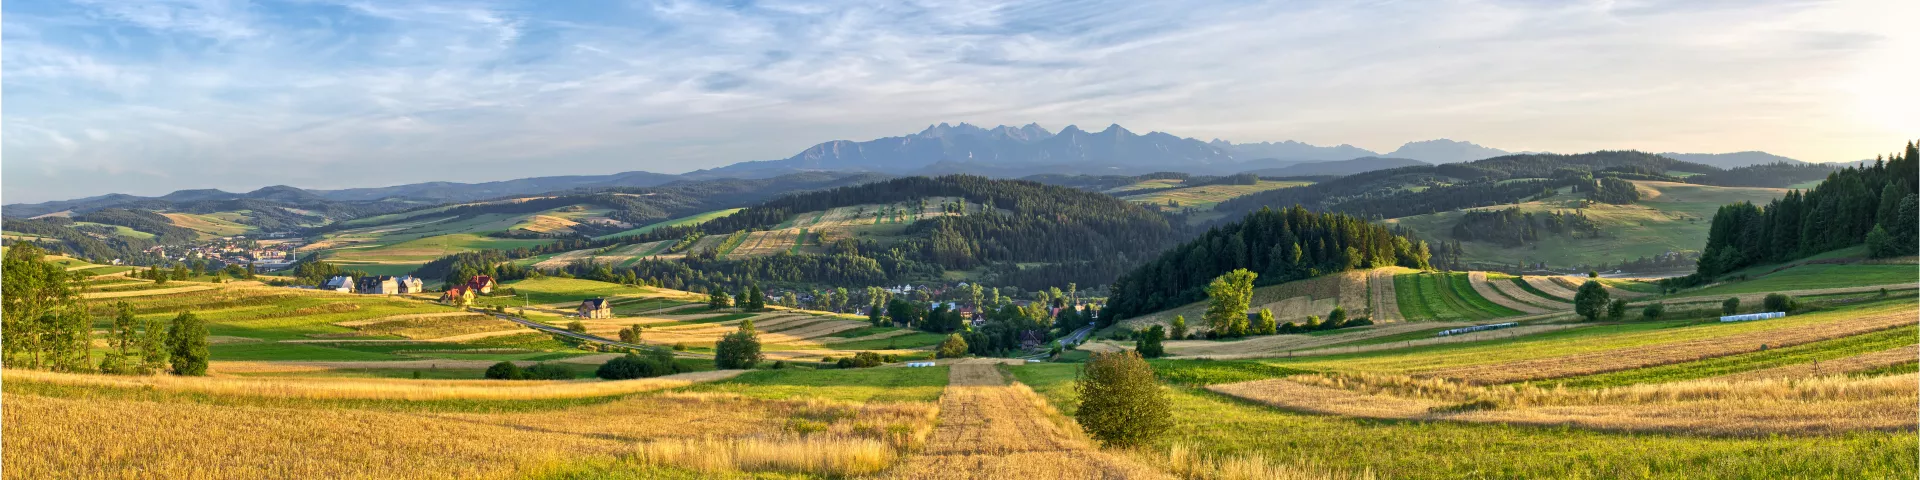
[5,121,1809,214]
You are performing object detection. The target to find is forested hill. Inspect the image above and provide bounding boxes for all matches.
[703,175,1180,270]
[1687,141,1917,282]
[1210,151,1728,222]
[1105,206,1432,320]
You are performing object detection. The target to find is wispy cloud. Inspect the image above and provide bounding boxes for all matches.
[3,0,1913,203]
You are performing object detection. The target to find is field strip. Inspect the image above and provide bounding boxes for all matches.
[1223,324,1581,360]
[820,329,917,345]
[876,363,1170,479]
[1468,272,1547,314]
[1521,276,1580,300]
[1548,276,1647,299]
[1656,283,1918,304]
[81,285,218,299]
[1720,344,1919,381]
[1337,271,1368,313]
[1489,276,1570,309]
[760,322,868,343]
[1369,270,1403,322]
[1209,375,1918,436]
[8,368,744,401]
[1426,311,1916,384]
[1167,322,1465,359]
[335,311,474,327]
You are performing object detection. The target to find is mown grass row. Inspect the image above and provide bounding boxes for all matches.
[1509,277,1573,303]
[1394,273,1517,321]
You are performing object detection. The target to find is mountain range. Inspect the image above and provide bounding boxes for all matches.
[2,122,1811,215]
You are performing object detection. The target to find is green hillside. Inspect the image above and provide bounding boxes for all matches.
[1385,181,1789,269]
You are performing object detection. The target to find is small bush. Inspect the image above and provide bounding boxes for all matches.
[1763,293,1799,312]
[595,349,686,380]
[520,363,573,380]
[1641,303,1666,320]
[484,361,524,380]
[1134,325,1166,358]
[1721,297,1741,315]
[936,334,969,359]
[672,342,688,351]
[771,360,787,369]
[1075,351,1172,447]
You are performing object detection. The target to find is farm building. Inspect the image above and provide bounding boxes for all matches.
[321,276,355,293]
[356,276,401,295]
[578,298,613,319]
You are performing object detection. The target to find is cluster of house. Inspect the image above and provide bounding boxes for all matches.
[150,236,303,270]
[439,276,497,305]
[321,275,426,295]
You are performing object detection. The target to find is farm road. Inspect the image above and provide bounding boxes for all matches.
[874,363,1168,479]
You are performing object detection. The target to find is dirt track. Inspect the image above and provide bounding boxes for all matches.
[876,364,1167,479]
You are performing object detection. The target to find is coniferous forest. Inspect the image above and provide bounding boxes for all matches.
[1104,206,1432,320]
[1688,141,1917,281]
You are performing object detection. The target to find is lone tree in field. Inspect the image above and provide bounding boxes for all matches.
[1076,351,1172,447]
[714,319,762,369]
[1169,315,1187,340]
[1573,281,1611,322]
[936,334,969,359]
[1607,299,1628,320]
[1642,303,1666,320]
[1204,269,1257,337]
[1721,297,1741,316]
[1135,325,1166,358]
[165,311,210,376]
[709,290,733,310]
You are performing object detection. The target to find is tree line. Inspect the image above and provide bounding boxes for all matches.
[1105,206,1432,320]
[1686,141,1917,281]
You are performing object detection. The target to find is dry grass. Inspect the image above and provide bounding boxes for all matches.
[1213,372,1918,436]
[875,364,1170,479]
[5,383,938,480]
[1428,310,1915,384]
[1136,444,1368,480]
[80,284,218,299]
[1366,269,1403,322]
[4,368,743,401]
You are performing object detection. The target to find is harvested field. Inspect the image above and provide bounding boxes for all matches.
[821,329,919,345]
[1468,272,1547,314]
[5,368,741,401]
[338,313,519,340]
[1722,344,1920,380]
[1210,373,1918,436]
[1284,324,1581,358]
[1521,276,1580,300]
[1427,310,1915,384]
[1166,322,1467,359]
[1368,269,1403,322]
[81,284,218,299]
[1489,275,1570,309]
[1652,283,1918,307]
[1548,276,1647,299]
[877,364,1169,479]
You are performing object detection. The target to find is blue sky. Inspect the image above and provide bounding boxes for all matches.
[4,0,1915,203]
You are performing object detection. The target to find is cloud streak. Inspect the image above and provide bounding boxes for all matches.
[3,0,1914,203]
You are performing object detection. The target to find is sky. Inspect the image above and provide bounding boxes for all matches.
[3,0,1916,204]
